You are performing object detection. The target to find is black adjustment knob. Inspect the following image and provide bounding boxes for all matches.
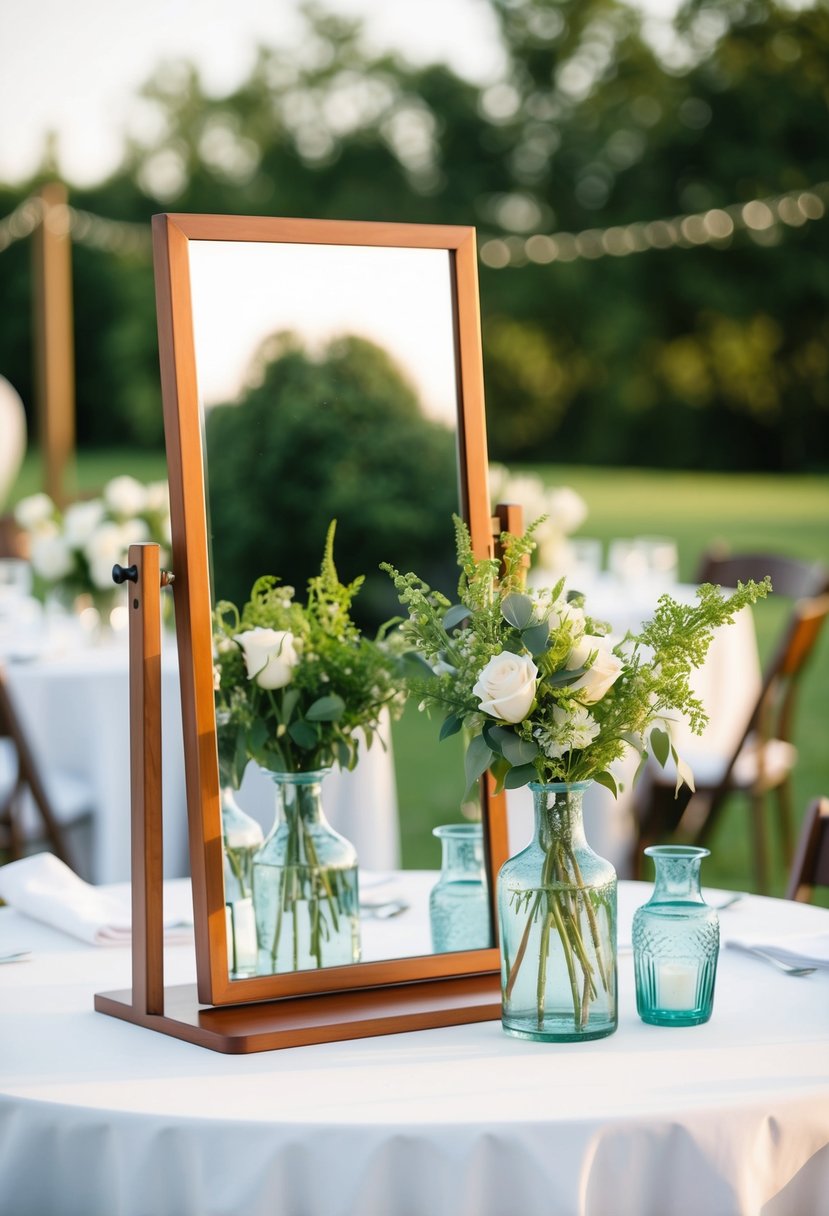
[112,563,139,585]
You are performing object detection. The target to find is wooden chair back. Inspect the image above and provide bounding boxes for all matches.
[0,667,74,867]
[696,550,829,599]
[787,797,829,902]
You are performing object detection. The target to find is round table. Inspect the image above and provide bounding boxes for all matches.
[1,880,827,1216]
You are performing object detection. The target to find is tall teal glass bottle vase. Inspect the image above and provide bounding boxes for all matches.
[632,845,719,1026]
[429,824,492,953]
[498,781,617,1042]
[252,769,361,974]
[220,786,264,978]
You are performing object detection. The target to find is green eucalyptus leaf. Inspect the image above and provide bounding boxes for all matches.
[500,732,540,766]
[593,770,619,798]
[545,666,584,687]
[521,621,550,655]
[442,603,471,630]
[306,693,345,722]
[464,734,494,792]
[288,719,319,749]
[249,719,268,752]
[504,762,538,790]
[336,738,352,770]
[439,713,463,742]
[501,593,534,630]
[650,727,671,768]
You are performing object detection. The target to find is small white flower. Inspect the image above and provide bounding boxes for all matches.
[62,499,105,546]
[536,704,600,759]
[14,492,55,531]
[104,475,147,517]
[213,665,221,690]
[549,598,586,640]
[30,530,73,581]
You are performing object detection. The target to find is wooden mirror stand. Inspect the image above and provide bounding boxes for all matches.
[95,505,521,1052]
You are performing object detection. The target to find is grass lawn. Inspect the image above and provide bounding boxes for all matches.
[10,453,828,896]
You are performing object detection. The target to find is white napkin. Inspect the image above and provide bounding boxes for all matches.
[726,931,829,970]
[0,853,193,946]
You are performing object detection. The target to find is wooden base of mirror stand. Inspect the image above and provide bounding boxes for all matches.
[94,542,502,1053]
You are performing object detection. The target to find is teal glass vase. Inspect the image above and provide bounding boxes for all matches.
[498,781,617,1042]
[220,786,263,979]
[632,845,720,1027]
[429,824,492,953]
[252,769,361,974]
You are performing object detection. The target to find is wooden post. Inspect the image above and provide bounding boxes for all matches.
[117,543,165,1015]
[32,182,76,505]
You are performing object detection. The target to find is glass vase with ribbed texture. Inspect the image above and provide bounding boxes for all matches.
[633,845,719,1026]
[498,781,617,1042]
[221,786,264,978]
[429,824,492,953]
[252,769,360,974]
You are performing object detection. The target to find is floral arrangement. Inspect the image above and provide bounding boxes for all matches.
[384,516,771,802]
[212,522,404,786]
[385,517,770,1034]
[14,476,171,602]
[488,463,587,575]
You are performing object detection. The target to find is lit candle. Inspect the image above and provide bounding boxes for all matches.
[657,961,699,1011]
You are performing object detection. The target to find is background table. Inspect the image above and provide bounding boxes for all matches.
[1,880,826,1216]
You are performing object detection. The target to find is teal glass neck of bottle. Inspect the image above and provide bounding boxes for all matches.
[645,845,709,903]
[529,781,591,850]
[433,824,484,881]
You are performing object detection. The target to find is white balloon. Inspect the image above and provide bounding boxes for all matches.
[0,376,27,510]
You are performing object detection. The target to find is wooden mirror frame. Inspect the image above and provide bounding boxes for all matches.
[153,213,510,1009]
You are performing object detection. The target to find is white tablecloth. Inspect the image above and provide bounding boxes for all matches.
[1,880,827,1216]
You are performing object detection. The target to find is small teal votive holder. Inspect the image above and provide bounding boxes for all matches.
[632,845,720,1027]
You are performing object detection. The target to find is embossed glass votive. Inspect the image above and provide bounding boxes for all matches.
[632,845,720,1027]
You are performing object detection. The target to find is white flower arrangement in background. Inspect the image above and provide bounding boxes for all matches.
[488,463,588,575]
[14,475,171,602]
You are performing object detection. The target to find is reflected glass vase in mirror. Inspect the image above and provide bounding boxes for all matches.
[221,786,263,979]
[252,769,361,974]
[429,824,491,953]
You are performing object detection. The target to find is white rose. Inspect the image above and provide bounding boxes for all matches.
[104,475,147,517]
[566,634,623,704]
[30,530,73,581]
[473,650,538,723]
[546,486,588,535]
[235,628,299,690]
[63,499,105,546]
[14,492,55,531]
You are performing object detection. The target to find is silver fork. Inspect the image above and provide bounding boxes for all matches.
[729,944,816,977]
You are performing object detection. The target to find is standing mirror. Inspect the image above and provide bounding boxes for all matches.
[154,213,508,1009]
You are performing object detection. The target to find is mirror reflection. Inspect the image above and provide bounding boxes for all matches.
[187,239,493,979]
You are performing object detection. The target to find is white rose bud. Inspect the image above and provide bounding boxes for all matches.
[473,650,538,723]
[566,635,623,704]
[14,492,56,531]
[235,628,299,690]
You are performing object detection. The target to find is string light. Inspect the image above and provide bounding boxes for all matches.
[0,180,826,265]
[0,196,151,257]
[480,182,829,268]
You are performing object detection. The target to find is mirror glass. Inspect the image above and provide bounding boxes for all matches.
[186,238,493,980]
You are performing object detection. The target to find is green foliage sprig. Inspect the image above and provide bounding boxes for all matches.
[214,521,405,783]
[384,516,771,798]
